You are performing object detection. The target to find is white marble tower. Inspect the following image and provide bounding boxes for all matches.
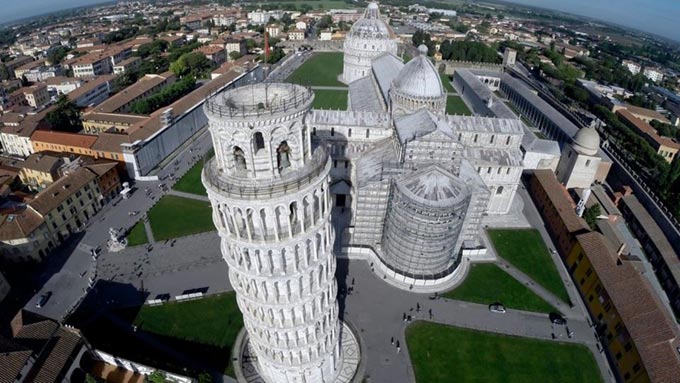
[202,83,344,382]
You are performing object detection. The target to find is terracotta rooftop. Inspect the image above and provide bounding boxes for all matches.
[576,232,680,382]
[532,169,591,233]
[617,109,680,150]
[623,104,670,124]
[31,130,98,149]
[21,152,63,173]
[28,166,97,215]
[0,205,44,240]
[91,72,175,114]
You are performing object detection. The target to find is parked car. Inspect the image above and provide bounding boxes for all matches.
[549,312,566,325]
[36,292,52,308]
[489,303,506,314]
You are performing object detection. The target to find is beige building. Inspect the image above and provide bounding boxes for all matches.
[617,109,680,163]
[19,152,64,191]
[24,84,50,108]
[0,167,102,262]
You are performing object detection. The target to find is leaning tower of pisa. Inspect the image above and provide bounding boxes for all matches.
[202,83,359,383]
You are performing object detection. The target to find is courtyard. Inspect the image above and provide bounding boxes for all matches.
[148,195,214,241]
[312,89,348,110]
[446,95,472,115]
[443,263,556,314]
[488,229,571,304]
[406,322,602,383]
[286,52,345,87]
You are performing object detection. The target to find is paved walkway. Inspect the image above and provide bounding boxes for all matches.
[167,189,210,202]
[309,85,348,91]
[142,217,155,244]
[495,258,578,318]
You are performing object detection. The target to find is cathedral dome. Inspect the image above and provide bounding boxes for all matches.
[572,125,600,156]
[392,45,444,100]
[348,2,393,40]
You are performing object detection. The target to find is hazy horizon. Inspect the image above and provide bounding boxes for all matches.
[1,0,679,42]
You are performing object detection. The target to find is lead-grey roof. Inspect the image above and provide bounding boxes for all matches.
[308,109,390,128]
[371,53,403,104]
[522,130,561,156]
[455,68,516,119]
[445,115,524,135]
[464,147,524,167]
[348,76,384,113]
[393,109,437,144]
[501,73,580,138]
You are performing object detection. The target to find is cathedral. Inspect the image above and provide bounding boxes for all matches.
[311,3,525,291]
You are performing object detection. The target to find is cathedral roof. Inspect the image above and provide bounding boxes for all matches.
[392,45,444,100]
[348,3,394,40]
[397,165,469,207]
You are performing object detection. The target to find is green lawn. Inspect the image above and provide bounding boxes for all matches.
[488,229,570,304]
[406,322,602,383]
[148,195,214,241]
[173,161,206,196]
[286,52,345,87]
[312,89,347,110]
[440,72,454,92]
[134,293,243,375]
[446,96,472,115]
[126,221,148,247]
[443,263,556,313]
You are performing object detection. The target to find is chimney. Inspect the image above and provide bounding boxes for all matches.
[160,108,174,127]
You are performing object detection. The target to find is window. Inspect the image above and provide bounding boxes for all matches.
[474,134,478,143]
[604,301,612,312]
[331,128,335,136]
[254,132,265,151]
[624,342,632,352]
[312,127,317,136]
[586,268,592,277]
[333,160,337,168]
[616,352,622,360]
[348,128,352,137]
[496,186,504,195]
[579,277,585,285]
[487,167,491,174]
[490,135,495,144]
[624,373,631,381]
[633,363,641,372]
[588,294,594,302]
[586,159,591,167]
[366,129,370,138]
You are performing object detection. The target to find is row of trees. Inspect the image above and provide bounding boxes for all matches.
[439,40,500,63]
[129,77,196,115]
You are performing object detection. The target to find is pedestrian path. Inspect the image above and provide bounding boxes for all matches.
[168,189,210,202]
[495,258,579,319]
[143,219,155,244]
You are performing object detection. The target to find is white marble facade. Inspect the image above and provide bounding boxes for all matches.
[203,84,346,383]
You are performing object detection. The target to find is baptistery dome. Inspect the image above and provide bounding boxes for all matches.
[390,45,446,115]
[572,125,600,156]
[342,2,399,84]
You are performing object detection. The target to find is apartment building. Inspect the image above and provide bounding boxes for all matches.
[19,151,64,191]
[617,109,680,163]
[113,56,141,75]
[643,67,664,83]
[23,84,50,108]
[622,60,641,75]
[0,120,39,158]
[196,44,226,65]
[225,38,247,57]
[0,166,101,262]
[66,75,114,107]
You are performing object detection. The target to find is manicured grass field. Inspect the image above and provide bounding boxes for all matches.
[134,293,242,348]
[440,72,454,92]
[406,322,602,383]
[312,89,348,110]
[134,293,243,375]
[443,263,556,313]
[126,221,148,247]
[286,52,345,87]
[446,96,472,115]
[488,229,571,304]
[148,195,214,241]
[173,161,207,196]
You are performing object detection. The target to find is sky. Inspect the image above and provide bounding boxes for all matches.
[503,0,680,42]
[0,0,679,42]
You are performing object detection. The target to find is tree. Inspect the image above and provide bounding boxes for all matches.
[0,64,8,81]
[47,46,69,65]
[229,51,243,61]
[85,374,98,383]
[197,373,213,383]
[583,204,601,230]
[46,95,82,132]
[146,371,166,383]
